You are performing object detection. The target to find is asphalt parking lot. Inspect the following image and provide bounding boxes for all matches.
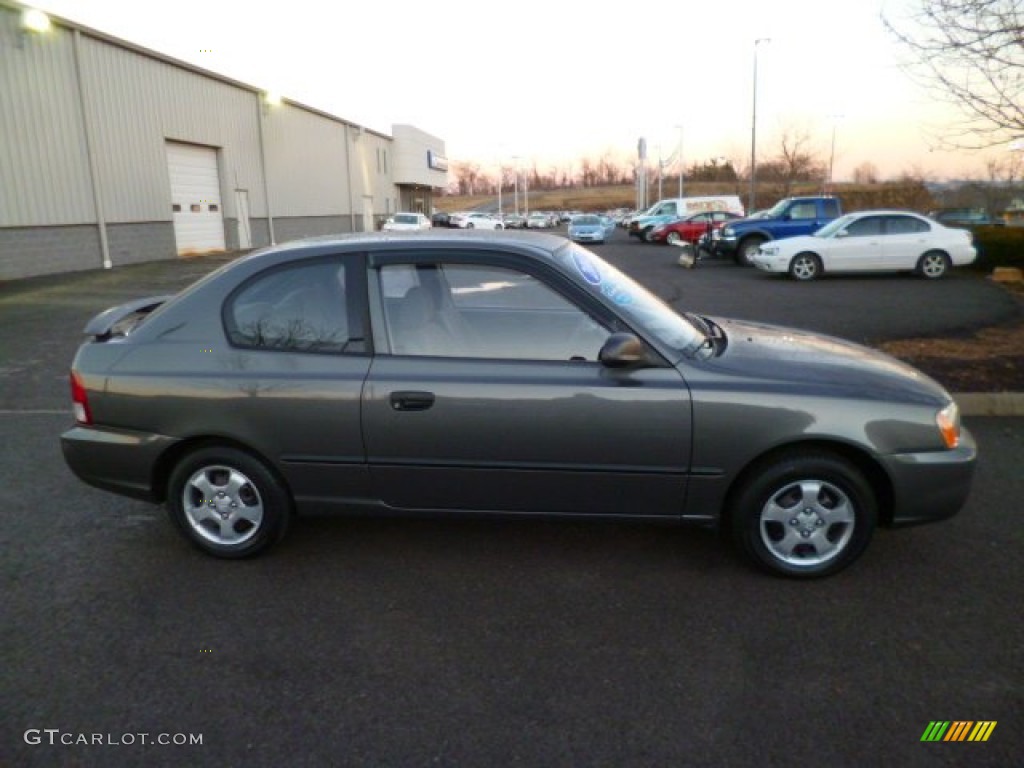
[2,232,1022,767]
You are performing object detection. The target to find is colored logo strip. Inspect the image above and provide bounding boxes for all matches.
[921,721,996,742]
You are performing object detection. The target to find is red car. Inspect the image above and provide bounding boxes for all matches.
[648,211,742,246]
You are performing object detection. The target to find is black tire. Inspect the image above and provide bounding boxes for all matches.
[789,252,822,281]
[666,231,683,246]
[917,250,950,279]
[735,236,766,266]
[729,450,877,578]
[642,227,656,243]
[167,445,292,559]
[466,223,475,229]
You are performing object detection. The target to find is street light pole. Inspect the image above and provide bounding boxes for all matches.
[676,125,684,197]
[749,37,770,214]
[825,115,843,196]
[512,156,520,216]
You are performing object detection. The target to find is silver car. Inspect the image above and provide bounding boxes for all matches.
[61,232,976,577]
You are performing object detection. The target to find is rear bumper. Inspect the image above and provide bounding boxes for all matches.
[61,425,179,502]
[880,428,978,527]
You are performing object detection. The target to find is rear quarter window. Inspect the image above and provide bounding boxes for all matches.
[225,260,350,353]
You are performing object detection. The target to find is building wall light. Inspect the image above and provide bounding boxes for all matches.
[21,8,52,33]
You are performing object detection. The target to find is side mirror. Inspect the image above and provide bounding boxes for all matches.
[835,229,848,238]
[599,333,646,368]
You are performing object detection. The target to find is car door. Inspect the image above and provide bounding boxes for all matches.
[361,252,693,517]
[825,215,885,271]
[879,214,932,269]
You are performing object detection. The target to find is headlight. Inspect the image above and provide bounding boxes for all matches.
[722,226,734,237]
[936,401,961,449]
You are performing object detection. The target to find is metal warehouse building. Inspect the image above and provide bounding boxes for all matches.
[0,1,449,280]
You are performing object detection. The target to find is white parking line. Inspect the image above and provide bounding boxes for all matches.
[0,409,69,415]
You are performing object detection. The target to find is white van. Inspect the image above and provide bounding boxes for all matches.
[629,195,745,240]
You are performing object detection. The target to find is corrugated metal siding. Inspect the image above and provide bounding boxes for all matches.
[79,36,265,222]
[0,10,94,226]
[262,104,350,216]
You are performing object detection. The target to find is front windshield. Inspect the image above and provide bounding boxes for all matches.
[556,243,705,355]
[394,214,417,224]
[574,215,601,225]
[814,213,856,238]
[763,199,792,218]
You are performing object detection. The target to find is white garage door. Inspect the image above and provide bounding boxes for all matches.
[166,141,226,255]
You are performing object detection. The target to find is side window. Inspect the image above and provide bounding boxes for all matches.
[885,216,930,235]
[822,199,841,218]
[380,263,608,361]
[226,260,350,353]
[789,202,818,219]
[845,217,883,237]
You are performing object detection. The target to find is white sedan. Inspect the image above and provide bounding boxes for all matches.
[382,212,431,232]
[751,210,977,281]
[450,212,504,230]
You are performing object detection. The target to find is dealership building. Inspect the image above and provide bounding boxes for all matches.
[0,1,449,280]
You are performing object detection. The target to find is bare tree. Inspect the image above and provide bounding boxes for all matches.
[883,0,1024,149]
[853,162,881,184]
[774,126,826,195]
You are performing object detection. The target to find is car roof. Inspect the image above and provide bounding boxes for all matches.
[841,209,927,217]
[231,230,569,269]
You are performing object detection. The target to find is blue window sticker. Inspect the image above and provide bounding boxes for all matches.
[572,251,602,286]
[601,281,633,306]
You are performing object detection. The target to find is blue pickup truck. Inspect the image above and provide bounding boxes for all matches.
[715,196,842,265]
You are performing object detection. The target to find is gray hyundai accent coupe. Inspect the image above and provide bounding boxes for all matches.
[61,231,976,577]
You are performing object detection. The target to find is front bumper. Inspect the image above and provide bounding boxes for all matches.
[61,424,180,502]
[713,236,737,256]
[750,252,788,273]
[879,427,978,527]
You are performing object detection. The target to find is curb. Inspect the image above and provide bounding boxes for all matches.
[954,392,1024,417]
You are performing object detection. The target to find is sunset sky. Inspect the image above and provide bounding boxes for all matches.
[27,0,1017,182]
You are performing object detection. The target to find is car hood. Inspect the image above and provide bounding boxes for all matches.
[695,316,950,406]
[759,234,819,253]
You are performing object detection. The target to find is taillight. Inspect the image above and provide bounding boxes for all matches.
[70,371,92,425]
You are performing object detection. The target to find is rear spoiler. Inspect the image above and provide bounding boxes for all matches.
[83,295,174,339]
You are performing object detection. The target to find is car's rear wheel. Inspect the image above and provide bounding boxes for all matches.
[167,446,292,558]
[736,236,766,266]
[917,250,950,279]
[729,451,876,578]
[789,252,822,281]
[666,231,682,246]
[466,223,475,229]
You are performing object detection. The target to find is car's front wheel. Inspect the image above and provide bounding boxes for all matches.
[729,451,877,578]
[666,231,683,246]
[643,227,657,243]
[789,252,822,281]
[167,446,292,558]
[917,250,950,279]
